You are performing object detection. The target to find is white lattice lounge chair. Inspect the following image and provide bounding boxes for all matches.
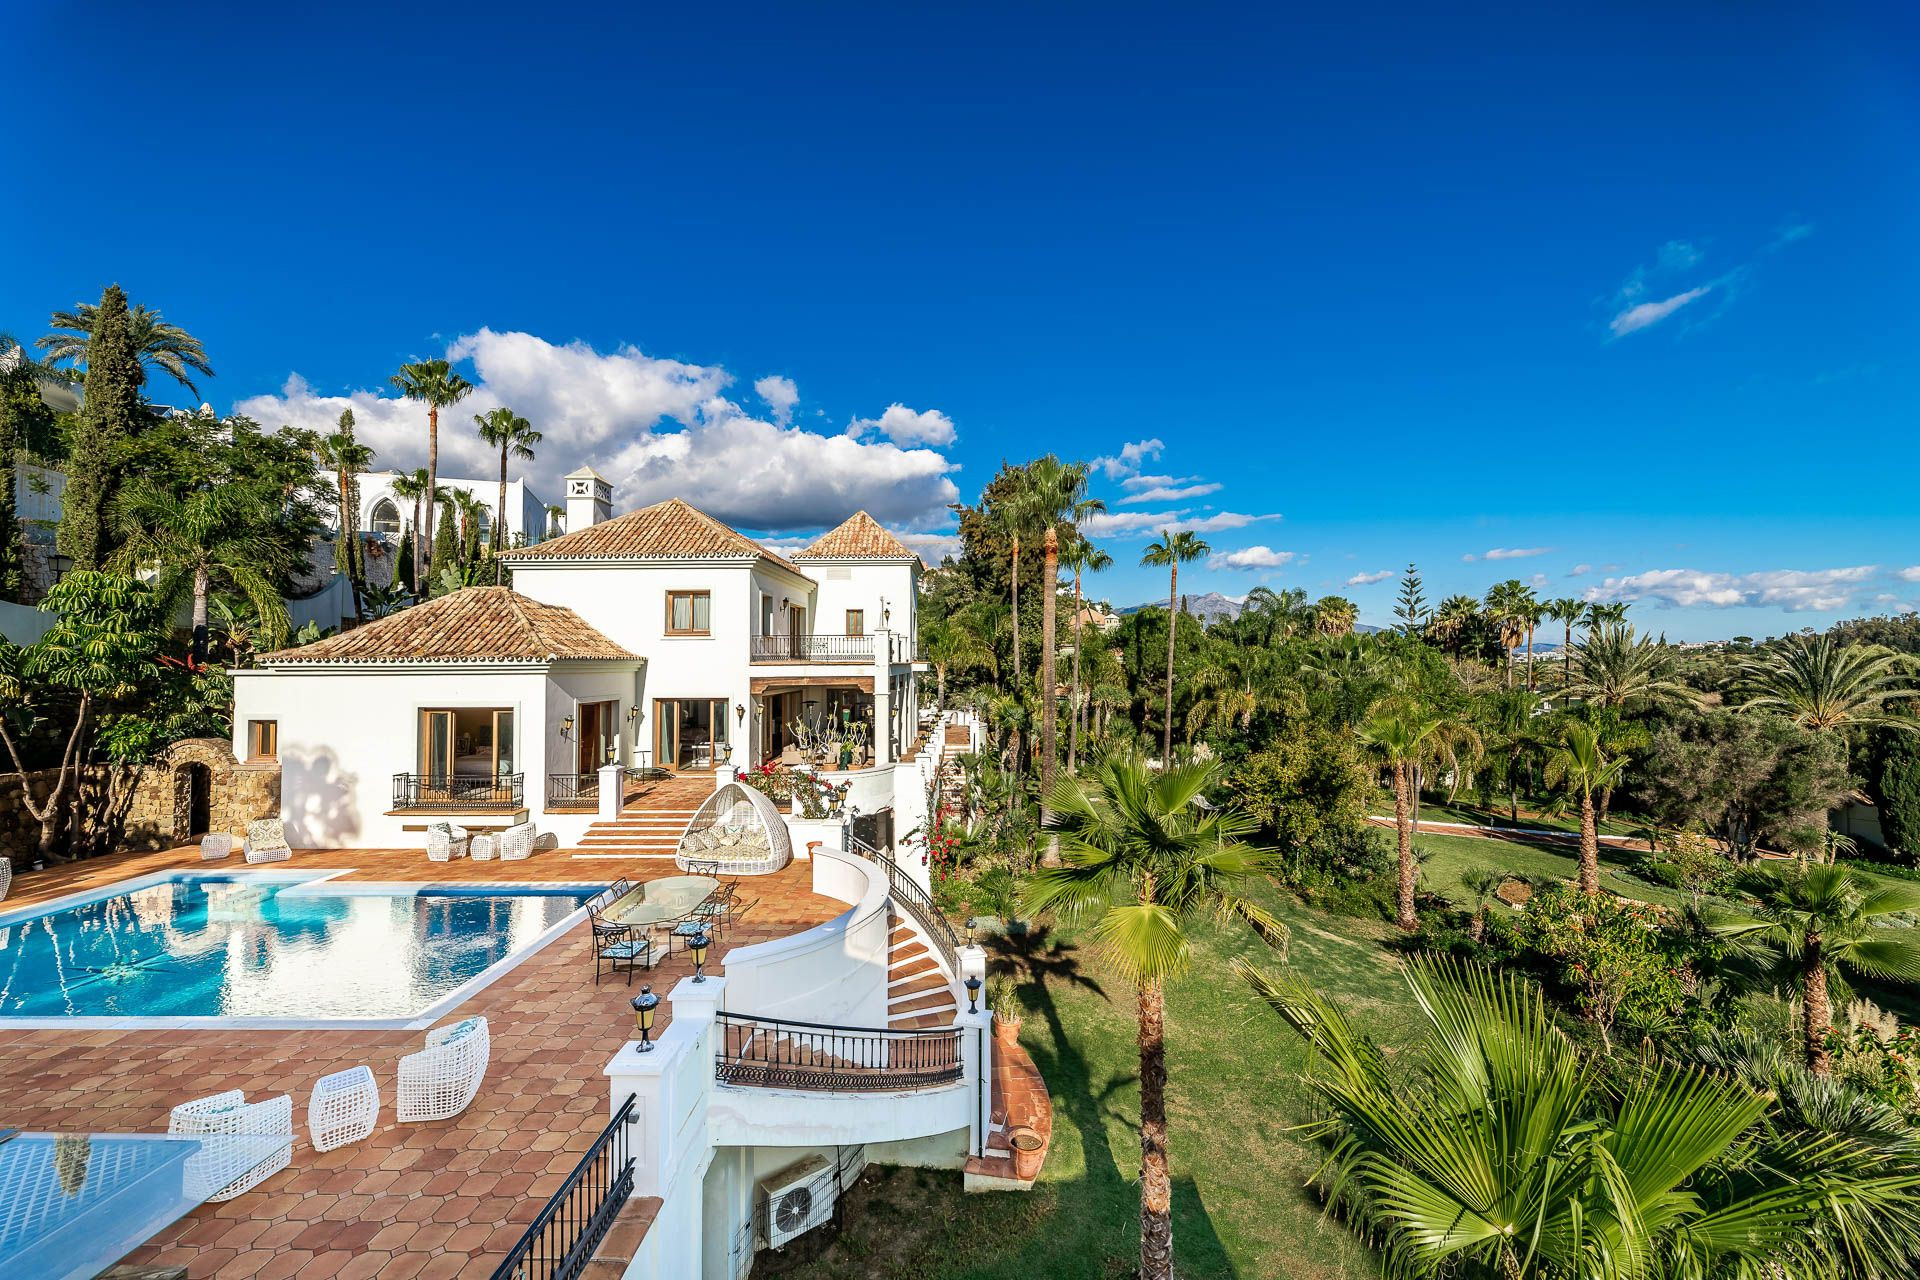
[425,823,470,862]
[397,1017,490,1123]
[199,833,233,861]
[308,1065,379,1152]
[498,821,536,861]
[0,858,10,901]
[169,1089,294,1202]
[243,820,292,864]
[674,783,792,876]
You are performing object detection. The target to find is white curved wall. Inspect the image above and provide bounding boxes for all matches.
[718,846,889,1027]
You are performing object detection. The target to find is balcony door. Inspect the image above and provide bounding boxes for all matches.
[654,698,729,770]
[419,708,515,800]
[576,700,617,774]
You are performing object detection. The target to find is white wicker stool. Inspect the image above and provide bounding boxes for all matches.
[308,1065,379,1152]
[200,833,233,861]
[469,834,498,861]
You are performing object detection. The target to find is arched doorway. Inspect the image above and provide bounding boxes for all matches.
[181,763,212,837]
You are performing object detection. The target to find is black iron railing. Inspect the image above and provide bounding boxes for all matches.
[490,1092,636,1280]
[850,835,961,976]
[391,772,524,810]
[715,1012,962,1091]
[750,634,875,663]
[546,772,600,807]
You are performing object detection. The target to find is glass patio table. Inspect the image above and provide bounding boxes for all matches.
[606,874,718,927]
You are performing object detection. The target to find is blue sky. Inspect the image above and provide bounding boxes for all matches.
[4,2,1916,639]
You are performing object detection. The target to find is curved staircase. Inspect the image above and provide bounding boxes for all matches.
[887,912,958,1030]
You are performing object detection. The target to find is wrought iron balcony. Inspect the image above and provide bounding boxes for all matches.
[750,634,875,663]
[715,1012,962,1092]
[390,772,525,810]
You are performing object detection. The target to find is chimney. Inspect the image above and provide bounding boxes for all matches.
[564,465,613,532]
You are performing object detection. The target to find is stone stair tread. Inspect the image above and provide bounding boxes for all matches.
[888,956,938,982]
[888,940,930,963]
[888,1012,954,1030]
[888,971,947,997]
[888,990,956,1014]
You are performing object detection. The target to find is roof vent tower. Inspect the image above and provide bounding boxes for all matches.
[564,465,613,533]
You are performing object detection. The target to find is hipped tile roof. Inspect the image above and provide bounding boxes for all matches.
[792,511,918,562]
[499,497,807,576]
[260,587,639,664]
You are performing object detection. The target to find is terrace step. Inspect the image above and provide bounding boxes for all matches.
[888,1011,954,1031]
[888,971,948,999]
[889,989,957,1015]
[888,955,939,984]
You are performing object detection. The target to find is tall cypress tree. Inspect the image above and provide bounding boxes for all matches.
[394,526,415,593]
[56,285,146,569]
[431,501,458,591]
[1872,730,1920,859]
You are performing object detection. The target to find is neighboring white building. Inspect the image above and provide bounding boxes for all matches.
[342,468,554,551]
[231,480,930,848]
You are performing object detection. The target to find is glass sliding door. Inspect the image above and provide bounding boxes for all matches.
[653,698,730,769]
[418,708,515,802]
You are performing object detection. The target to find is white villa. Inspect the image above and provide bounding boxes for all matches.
[233,470,927,851]
[343,465,556,549]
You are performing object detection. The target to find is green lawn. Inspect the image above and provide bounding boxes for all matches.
[1374,791,1640,837]
[754,881,1418,1280]
[1414,830,1685,909]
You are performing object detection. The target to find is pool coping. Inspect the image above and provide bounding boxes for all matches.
[0,868,608,1033]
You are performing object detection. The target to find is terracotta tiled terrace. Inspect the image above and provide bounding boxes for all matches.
[0,836,843,1279]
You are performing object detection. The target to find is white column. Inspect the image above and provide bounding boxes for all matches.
[871,628,894,767]
[597,763,624,821]
[957,1003,993,1157]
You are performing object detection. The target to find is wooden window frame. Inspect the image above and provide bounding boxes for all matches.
[666,590,712,636]
[845,608,865,637]
[246,719,278,761]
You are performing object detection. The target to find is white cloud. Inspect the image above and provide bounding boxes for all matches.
[847,403,957,447]
[1094,438,1164,481]
[1609,286,1711,337]
[236,329,961,533]
[1586,566,1876,613]
[1468,546,1553,561]
[1119,482,1222,504]
[754,375,798,426]
[1209,546,1295,570]
[1568,563,1593,577]
[1897,566,1920,582]
[1081,509,1278,538]
[1345,569,1394,586]
[899,531,964,564]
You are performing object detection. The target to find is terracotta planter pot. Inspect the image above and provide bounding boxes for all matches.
[993,1014,1022,1048]
[1008,1125,1045,1180]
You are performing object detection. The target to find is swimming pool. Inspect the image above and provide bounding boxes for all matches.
[0,871,600,1029]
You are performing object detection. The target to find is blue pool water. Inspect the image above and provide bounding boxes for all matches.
[0,873,597,1021]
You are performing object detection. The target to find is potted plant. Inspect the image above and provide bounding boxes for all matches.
[986,972,1022,1046]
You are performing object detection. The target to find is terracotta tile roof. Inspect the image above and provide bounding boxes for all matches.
[499,497,807,576]
[792,511,918,562]
[259,587,639,664]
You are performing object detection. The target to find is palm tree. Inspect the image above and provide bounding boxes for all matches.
[1428,593,1481,656]
[1022,456,1102,798]
[1582,599,1628,631]
[1481,686,1542,823]
[1546,596,1584,690]
[1735,632,1917,733]
[388,468,430,596]
[474,406,540,580]
[1142,530,1210,762]
[1483,579,1534,688]
[1564,623,1699,713]
[448,488,490,565]
[1061,537,1112,772]
[1026,757,1285,1280]
[112,482,292,663]
[1543,722,1627,895]
[38,299,214,396]
[1241,955,1920,1278]
[1359,708,1450,930]
[317,410,375,622]
[1312,594,1357,637]
[1714,865,1920,1074]
[388,359,474,588]
[920,613,986,708]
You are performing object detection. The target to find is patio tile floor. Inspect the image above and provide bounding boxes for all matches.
[0,844,841,1278]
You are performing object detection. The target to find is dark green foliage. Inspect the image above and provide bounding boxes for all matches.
[430,503,458,593]
[1225,718,1372,861]
[57,285,148,570]
[1644,710,1854,860]
[394,526,415,593]
[1830,613,1920,657]
[1392,562,1428,634]
[1870,729,1920,858]
[0,374,55,599]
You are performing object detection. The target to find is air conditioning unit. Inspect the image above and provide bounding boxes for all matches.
[758,1154,835,1250]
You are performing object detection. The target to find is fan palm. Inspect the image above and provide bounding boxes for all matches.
[316,410,375,622]
[1360,708,1473,930]
[1483,580,1535,688]
[1429,594,1481,655]
[1582,600,1629,630]
[37,300,214,397]
[389,359,474,587]
[1026,756,1284,1280]
[474,406,540,578]
[1546,596,1585,689]
[1313,594,1358,637]
[1544,721,1628,895]
[1565,624,1699,714]
[1060,535,1113,771]
[1712,864,1920,1074]
[1735,632,1917,733]
[920,613,987,708]
[1023,457,1102,795]
[111,481,292,662]
[1142,529,1210,762]
[1240,954,1920,1280]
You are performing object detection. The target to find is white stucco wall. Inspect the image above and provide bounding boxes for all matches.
[801,560,917,647]
[717,846,889,1027]
[232,659,640,847]
[347,471,550,548]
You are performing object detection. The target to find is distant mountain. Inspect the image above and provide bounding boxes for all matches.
[1120,592,1245,626]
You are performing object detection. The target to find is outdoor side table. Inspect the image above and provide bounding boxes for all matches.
[470,834,499,861]
[308,1065,379,1152]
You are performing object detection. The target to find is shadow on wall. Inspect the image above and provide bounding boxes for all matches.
[282,748,360,848]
